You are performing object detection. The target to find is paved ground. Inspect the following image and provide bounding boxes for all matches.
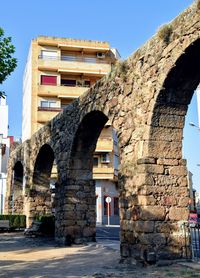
[1,232,200,277]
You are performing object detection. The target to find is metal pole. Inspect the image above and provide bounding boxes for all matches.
[0,175,2,214]
[107,202,110,226]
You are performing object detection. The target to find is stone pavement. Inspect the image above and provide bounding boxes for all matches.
[0,232,200,277]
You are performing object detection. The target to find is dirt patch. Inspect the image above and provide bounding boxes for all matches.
[0,232,200,278]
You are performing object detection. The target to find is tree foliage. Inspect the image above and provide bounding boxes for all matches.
[0,27,17,97]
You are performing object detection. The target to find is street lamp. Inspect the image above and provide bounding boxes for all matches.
[189,122,200,130]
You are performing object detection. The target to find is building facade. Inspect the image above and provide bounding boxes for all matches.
[22,36,120,225]
[0,96,11,214]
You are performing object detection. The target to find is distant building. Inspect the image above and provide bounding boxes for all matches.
[0,96,11,214]
[188,171,197,212]
[22,36,120,225]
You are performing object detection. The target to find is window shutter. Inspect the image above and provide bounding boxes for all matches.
[41,75,57,85]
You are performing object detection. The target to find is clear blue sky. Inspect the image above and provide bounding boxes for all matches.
[2,0,200,191]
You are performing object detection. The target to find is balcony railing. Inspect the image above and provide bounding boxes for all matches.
[38,55,110,64]
[38,107,63,112]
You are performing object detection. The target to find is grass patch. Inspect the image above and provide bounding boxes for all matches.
[157,24,173,44]
[197,0,200,10]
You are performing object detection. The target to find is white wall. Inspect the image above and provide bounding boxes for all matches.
[1,137,10,173]
[95,180,119,225]
[0,173,7,214]
[22,46,32,142]
[0,96,10,213]
[0,97,8,138]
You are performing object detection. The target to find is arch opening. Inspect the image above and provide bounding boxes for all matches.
[145,38,200,259]
[33,144,55,189]
[56,110,120,245]
[31,144,57,220]
[11,161,24,214]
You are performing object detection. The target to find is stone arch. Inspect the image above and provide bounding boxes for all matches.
[29,143,57,220]
[55,110,109,245]
[140,38,200,259]
[148,38,200,165]
[69,110,108,176]
[151,38,200,138]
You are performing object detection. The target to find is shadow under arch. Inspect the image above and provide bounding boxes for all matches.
[70,110,109,174]
[33,144,55,190]
[30,143,57,219]
[13,161,23,189]
[144,38,200,259]
[10,161,24,214]
[149,38,200,158]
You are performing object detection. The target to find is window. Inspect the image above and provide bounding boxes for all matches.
[101,153,110,163]
[104,196,111,216]
[93,157,98,167]
[40,100,57,108]
[41,50,58,60]
[77,80,91,87]
[41,75,57,86]
[61,79,76,87]
[60,79,90,87]
[114,197,119,215]
[84,80,90,87]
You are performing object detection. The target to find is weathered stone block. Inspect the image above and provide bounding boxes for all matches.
[137,164,164,174]
[178,197,189,207]
[157,158,178,166]
[144,126,183,142]
[155,222,179,233]
[137,157,156,165]
[169,166,187,176]
[140,206,166,220]
[161,196,177,206]
[138,195,157,206]
[159,114,184,128]
[168,207,189,221]
[143,141,182,159]
[135,221,154,233]
[134,174,154,187]
[139,233,166,246]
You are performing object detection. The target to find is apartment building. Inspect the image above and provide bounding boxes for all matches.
[22,36,120,225]
[0,96,11,214]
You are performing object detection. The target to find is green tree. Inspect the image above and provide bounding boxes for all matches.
[0,27,17,97]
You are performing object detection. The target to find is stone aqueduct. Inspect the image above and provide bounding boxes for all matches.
[5,2,200,262]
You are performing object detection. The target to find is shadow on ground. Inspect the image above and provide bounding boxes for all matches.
[0,232,200,278]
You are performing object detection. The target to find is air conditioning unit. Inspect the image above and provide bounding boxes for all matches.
[101,153,110,163]
[97,52,105,59]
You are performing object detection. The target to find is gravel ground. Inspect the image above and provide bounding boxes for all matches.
[0,232,200,278]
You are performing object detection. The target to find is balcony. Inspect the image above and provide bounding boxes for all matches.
[38,55,112,76]
[93,167,115,180]
[39,54,110,64]
[38,84,88,99]
[37,107,62,123]
[95,136,113,152]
